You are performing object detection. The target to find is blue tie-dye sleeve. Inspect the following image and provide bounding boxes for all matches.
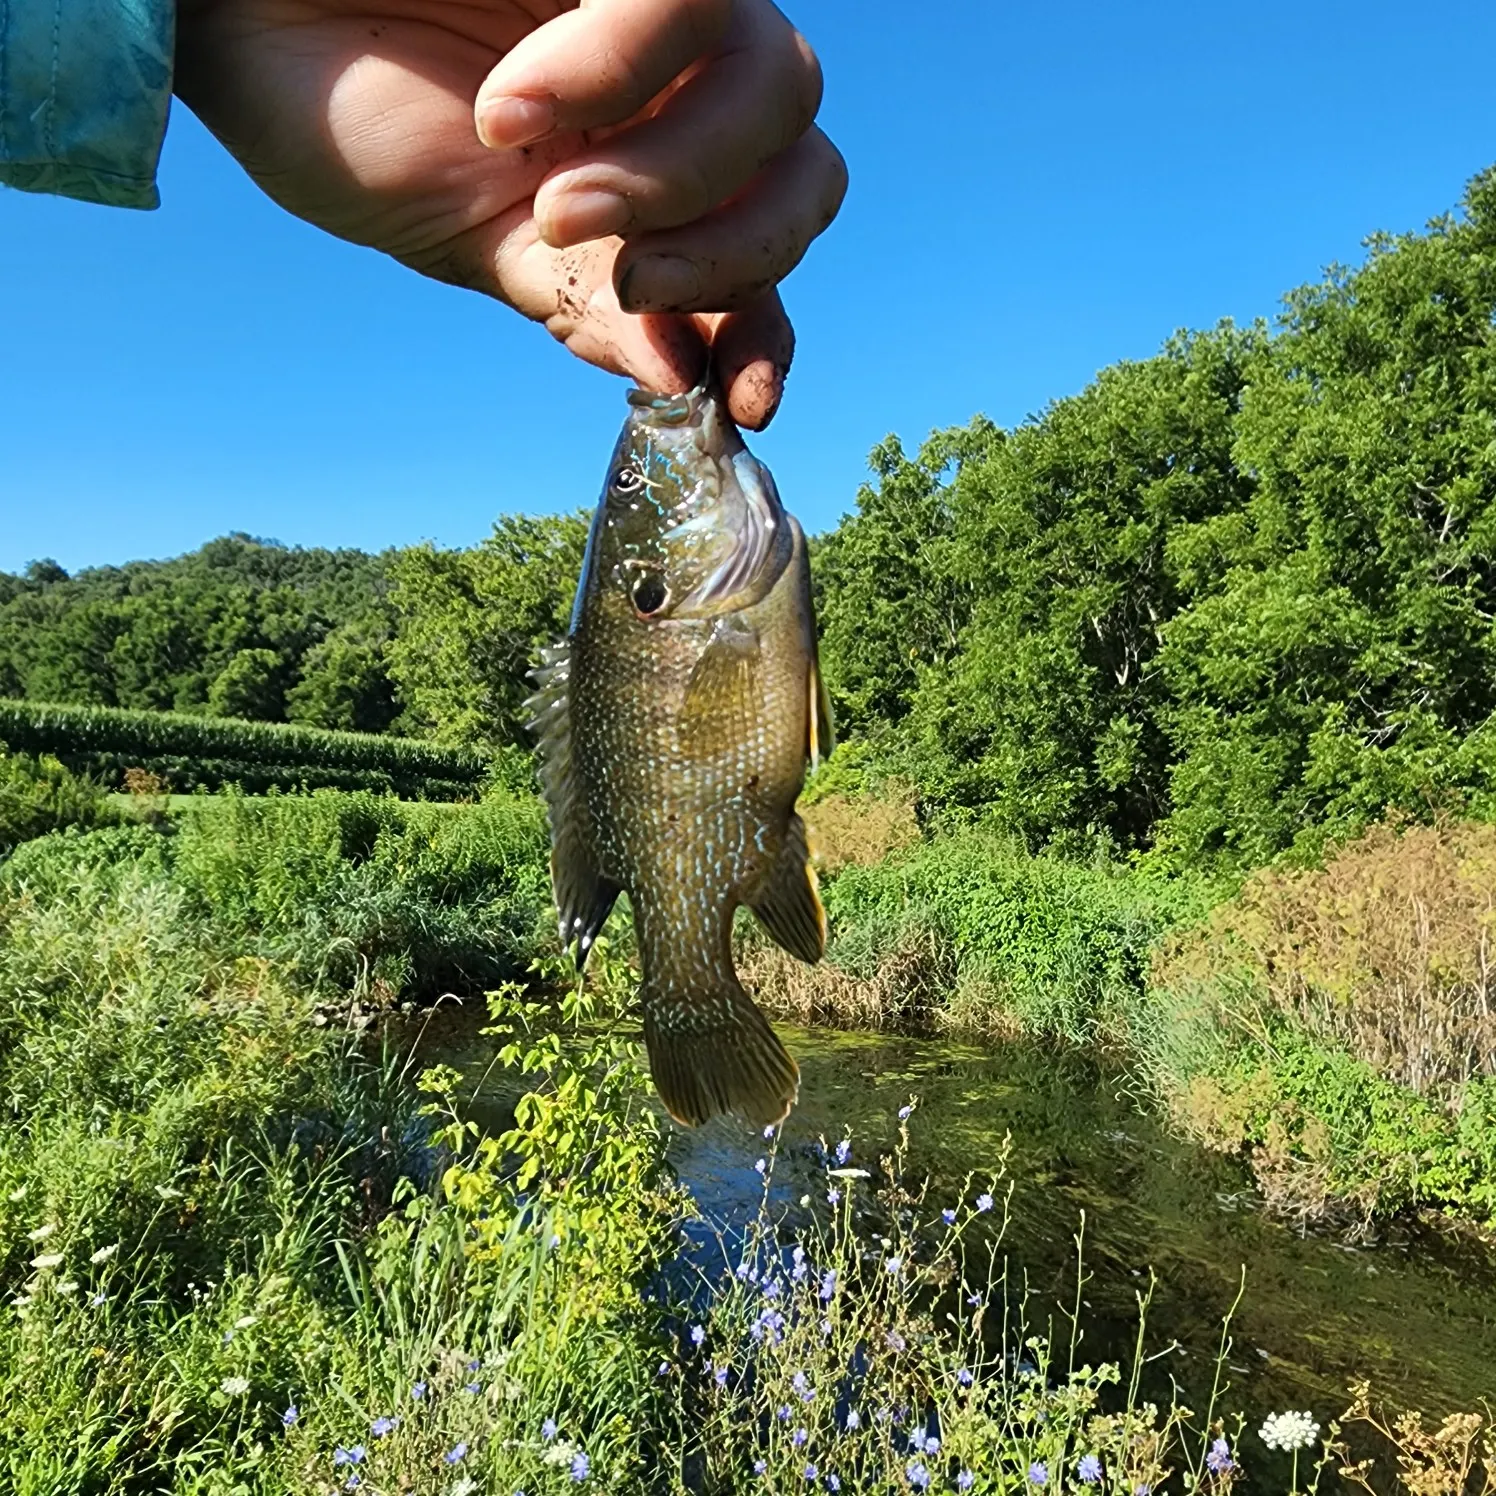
[0,0,174,210]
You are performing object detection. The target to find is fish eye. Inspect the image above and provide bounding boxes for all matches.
[631,571,668,617]
[613,467,644,493]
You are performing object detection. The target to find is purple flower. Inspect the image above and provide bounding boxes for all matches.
[905,1460,931,1490]
[885,1255,903,1275]
[975,1192,994,1213]
[909,1428,928,1454]
[828,1478,841,1492]
[966,1293,982,1307]
[754,1158,767,1175]
[569,1451,590,1482]
[753,1460,768,1477]
[820,1318,833,1337]
[844,1409,861,1431]
[345,1477,361,1492]
[941,1208,956,1226]
[1029,1462,1049,1487]
[762,1278,782,1301]
[333,1446,367,1466]
[884,1330,906,1352]
[714,1365,729,1388]
[466,1359,481,1372]
[1078,1454,1103,1483]
[793,1426,809,1449]
[657,1362,671,1378]
[1207,1438,1234,1475]
[465,1382,481,1395]
[803,1464,818,1481]
[764,1125,776,1139]
[445,1443,468,1465]
[1135,1486,1153,1496]
[793,1370,813,1401]
[926,1437,941,1455]
[819,1270,837,1301]
[957,1367,974,1387]
[834,1140,851,1165]
[281,1405,298,1429]
[777,1404,792,1423]
[826,1188,841,1206]
[957,1473,975,1492]
[410,1381,427,1401]
[371,1416,397,1437]
[898,1104,912,1120]
[542,1419,558,1442]
[690,1325,705,1346]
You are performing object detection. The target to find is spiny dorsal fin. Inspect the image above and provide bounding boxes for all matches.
[678,619,761,757]
[749,814,826,964]
[525,640,619,967]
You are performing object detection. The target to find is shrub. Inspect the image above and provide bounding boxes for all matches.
[0,744,114,852]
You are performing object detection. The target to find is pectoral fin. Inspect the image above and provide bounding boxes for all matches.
[679,620,761,756]
[749,814,826,964]
[525,640,619,967]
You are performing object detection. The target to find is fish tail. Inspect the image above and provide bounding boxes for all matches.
[642,979,800,1129]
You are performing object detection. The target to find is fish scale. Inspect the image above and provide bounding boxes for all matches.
[528,385,835,1128]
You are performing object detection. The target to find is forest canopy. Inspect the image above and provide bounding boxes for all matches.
[6,166,1495,865]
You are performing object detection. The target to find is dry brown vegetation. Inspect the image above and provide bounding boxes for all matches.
[800,786,921,874]
[1332,1381,1496,1495]
[1151,819,1496,1099]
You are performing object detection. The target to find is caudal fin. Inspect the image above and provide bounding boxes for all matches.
[644,984,800,1128]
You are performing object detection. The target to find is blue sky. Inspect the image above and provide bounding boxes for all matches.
[2,0,1494,575]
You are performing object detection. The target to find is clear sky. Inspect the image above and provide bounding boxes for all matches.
[2,0,1494,575]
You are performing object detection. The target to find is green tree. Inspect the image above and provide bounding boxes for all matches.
[286,623,398,733]
[387,514,588,751]
[208,648,287,720]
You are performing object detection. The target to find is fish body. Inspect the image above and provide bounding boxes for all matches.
[528,386,833,1127]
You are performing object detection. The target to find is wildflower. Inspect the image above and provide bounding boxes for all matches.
[345,1477,361,1492]
[804,1463,818,1481]
[411,1381,427,1400]
[1029,1462,1048,1486]
[549,1233,562,1249]
[221,1376,250,1397]
[282,1405,299,1429]
[222,1330,235,1345]
[828,1478,841,1492]
[844,1409,861,1431]
[762,1278,782,1301]
[690,1324,705,1346]
[27,1224,55,1242]
[1135,1486,1152,1496]
[371,1415,398,1437]
[820,1318,833,1337]
[777,1404,792,1422]
[542,1419,558,1441]
[30,1253,62,1270]
[466,1359,481,1372]
[445,1443,469,1465]
[834,1139,851,1165]
[800,1193,812,1207]
[905,1459,931,1490]
[88,1242,119,1266]
[926,1437,941,1455]
[966,1293,982,1307]
[1207,1437,1234,1474]
[754,1158,767,1175]
[1259,1411,1320,1452]
[658,1362,671,1377]
[975,1192,993,1213]
[753,1460,768,1476]
[1077,1454,1103,1483]
[884,1330,906,1352]
[569,1451,590,1482]
[941,1208,956,1226]
[764,1125,777,1139]
[89,1292,106,1308]
[793,1426,808,1448]
[714,1365,729,1389]
[465,1382,481,1395]
[909,1428,929,1453]
[819,1270,837,1301]
[899,1104,913,1119]
[793,1370,813,1401]
[827,1189,841,1205]
[452,1482,477,1496]
[333,1446,367,1466]
[885,1255,903,1275]
[55,1280,79,1296]
[234,1314,257,1330]
[957,1368,974,1387]
[957,1473,975,1491]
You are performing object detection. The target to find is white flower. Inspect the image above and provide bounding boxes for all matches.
[55,1281,80,1296]
[27,1224,55,1242]
[1259,1411,1320,1452]
[826,1168,870,1180]
[7,1187,26,1203]
[90,1243,118,1265]
[451,1479,477,1496]
[30,1253,62,1270]
[221,1376,251,1397]
[543,1440,579,1468]
[233,1315,258,1330]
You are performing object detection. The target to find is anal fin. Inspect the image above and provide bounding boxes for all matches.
[749,814,826,964]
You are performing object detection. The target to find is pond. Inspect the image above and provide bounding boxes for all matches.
[394,1004,1496,1444]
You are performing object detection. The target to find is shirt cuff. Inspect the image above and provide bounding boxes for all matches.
[0,0,175,210]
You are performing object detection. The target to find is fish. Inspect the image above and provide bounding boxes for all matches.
[526,383,835,1128]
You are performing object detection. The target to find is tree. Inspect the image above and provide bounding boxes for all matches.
[209,648,288,720]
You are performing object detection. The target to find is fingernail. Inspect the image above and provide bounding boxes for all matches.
[477,93,555,149]
[618,256,702,312]
[546,189,633,246]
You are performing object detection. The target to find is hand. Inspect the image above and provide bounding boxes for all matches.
[174,0,846,428]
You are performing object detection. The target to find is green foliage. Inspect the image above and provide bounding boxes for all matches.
[0,745,114,853]
[0,532,396,724]
[0,697,486,799]
[386,513,589,751]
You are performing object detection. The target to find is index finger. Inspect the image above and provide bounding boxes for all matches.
[475,0,732,150]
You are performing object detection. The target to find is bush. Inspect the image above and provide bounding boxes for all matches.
[0,745,114,852]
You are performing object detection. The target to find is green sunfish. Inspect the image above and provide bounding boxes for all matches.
[527,384,834,1128]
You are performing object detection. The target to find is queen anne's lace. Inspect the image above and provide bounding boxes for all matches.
[1259,1410,1321,1451]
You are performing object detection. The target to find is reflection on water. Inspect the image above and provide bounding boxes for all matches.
[393,1004,1496,1433]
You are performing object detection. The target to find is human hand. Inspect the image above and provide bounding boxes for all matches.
[174,0,846,428]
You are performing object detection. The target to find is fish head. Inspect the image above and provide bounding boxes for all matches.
[581,385,791,627]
